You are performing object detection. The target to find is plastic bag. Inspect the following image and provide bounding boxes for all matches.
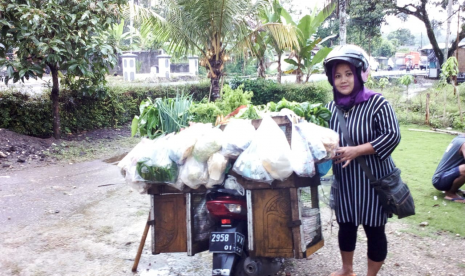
[232,142,273,184]
[317,160,332,177]
[221,119,256,158]
[168,131,196,165]
[135,135,178,184]
[318,126,339,160]
[291,124,315,177]
[295,122,328,162]
[193,127,223,162]
[258,116,293,181]
[224,175,245,196]
[180,156,209,189]
[205,152,229,188]
[117,138,153,178]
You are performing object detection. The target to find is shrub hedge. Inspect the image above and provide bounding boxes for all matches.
[228,77,332,105]
[0,78,332,137]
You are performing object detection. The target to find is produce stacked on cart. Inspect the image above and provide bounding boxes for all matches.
[118,86,338,193]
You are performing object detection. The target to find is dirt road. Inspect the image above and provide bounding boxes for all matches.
[1,160,465,276]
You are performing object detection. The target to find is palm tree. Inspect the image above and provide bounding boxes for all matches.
[128,0,298,100]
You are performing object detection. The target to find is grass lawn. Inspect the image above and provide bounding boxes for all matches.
[391,124,465,236]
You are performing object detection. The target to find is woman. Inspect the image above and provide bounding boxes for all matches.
[323,45,401,276]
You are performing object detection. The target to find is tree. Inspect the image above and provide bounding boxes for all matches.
[347,0,386,55]
[0,0,125,139]
[372,38,396,57]
[387,28,416,46]
[441,57,461,122]
[132,0,297,101]
[387,0,465,66]
[284,2,335,83]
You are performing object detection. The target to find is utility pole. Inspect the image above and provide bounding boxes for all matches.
[130,0,134,51]
[339,0,347,45]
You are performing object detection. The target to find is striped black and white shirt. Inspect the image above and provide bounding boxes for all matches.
[326,95,401,227]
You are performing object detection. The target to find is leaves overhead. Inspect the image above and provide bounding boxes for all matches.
[0,0,125,95]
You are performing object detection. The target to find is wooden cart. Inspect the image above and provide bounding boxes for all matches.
[146,116,324,259]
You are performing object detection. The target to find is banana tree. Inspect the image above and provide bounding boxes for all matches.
[252,0,295,82]
[128,0,298,100]
[283,3,335,83]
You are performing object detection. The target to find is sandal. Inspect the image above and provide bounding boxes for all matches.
[329,273,356,276]
[444,196,465,203]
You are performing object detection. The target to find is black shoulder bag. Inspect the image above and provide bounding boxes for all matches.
[336,109,415,219]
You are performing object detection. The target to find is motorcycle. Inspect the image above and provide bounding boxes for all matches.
[206,187,283,276]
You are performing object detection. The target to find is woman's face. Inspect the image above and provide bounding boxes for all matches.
[334,63,354,95]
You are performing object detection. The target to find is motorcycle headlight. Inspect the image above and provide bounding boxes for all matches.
[224,204,242,214]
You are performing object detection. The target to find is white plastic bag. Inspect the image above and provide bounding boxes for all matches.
[180,156,209,189]
[318,126,339,160]
[205,152,229,188]
[291,124,315,177]
[221,119,256,158]
[295,122,339,162]
[257,116,293,181]
[232,140,273,184]
[117,138,153,178]
[193,127,223,162]
[295,122,327,162]
[135,135,179,184]
[224,175,245,196]
[168,131,196,165]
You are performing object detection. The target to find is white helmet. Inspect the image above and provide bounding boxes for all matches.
[323,44,371,85]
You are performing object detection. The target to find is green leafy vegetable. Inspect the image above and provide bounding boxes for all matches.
[132,93,192,138]
[136,157,178,183]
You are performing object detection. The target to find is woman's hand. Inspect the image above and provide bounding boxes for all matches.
[333,146,360,168]
[333,143,376,168]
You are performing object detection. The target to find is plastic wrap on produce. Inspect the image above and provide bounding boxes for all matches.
[135,134,178,184]
[179,156,209,189]
[295,122,328,162]
[221,119,256,158]
[258,116,293,181]
[291,124,315,177]
[192,127,223,162]
[205,152,229,188]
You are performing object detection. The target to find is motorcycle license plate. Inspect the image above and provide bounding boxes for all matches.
[209,232,245,255]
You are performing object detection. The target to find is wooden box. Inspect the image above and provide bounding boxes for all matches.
[148,186,211,256]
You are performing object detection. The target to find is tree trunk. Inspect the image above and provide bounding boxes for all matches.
[422,12,444,65]
[50,65,61,139]
[339,0,347,45]
[277,52,282,84]
[455,83,462,122]
[425,93,430,125]
[443,85,447,125]
[208,59,223,101]
[443,0,453,60]
[257,58,266,79]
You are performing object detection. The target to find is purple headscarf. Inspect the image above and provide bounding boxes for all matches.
[331,61,380,110]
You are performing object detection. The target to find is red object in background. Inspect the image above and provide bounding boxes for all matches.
[224,105,247,120]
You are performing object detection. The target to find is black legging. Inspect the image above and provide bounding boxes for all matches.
[338,222,387,262]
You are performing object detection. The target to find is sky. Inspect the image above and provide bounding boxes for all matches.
[290,0,462,46]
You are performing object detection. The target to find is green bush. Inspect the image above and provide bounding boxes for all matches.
[228,77,332,105]
[0,82,210,138]
[0,78,334,138]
